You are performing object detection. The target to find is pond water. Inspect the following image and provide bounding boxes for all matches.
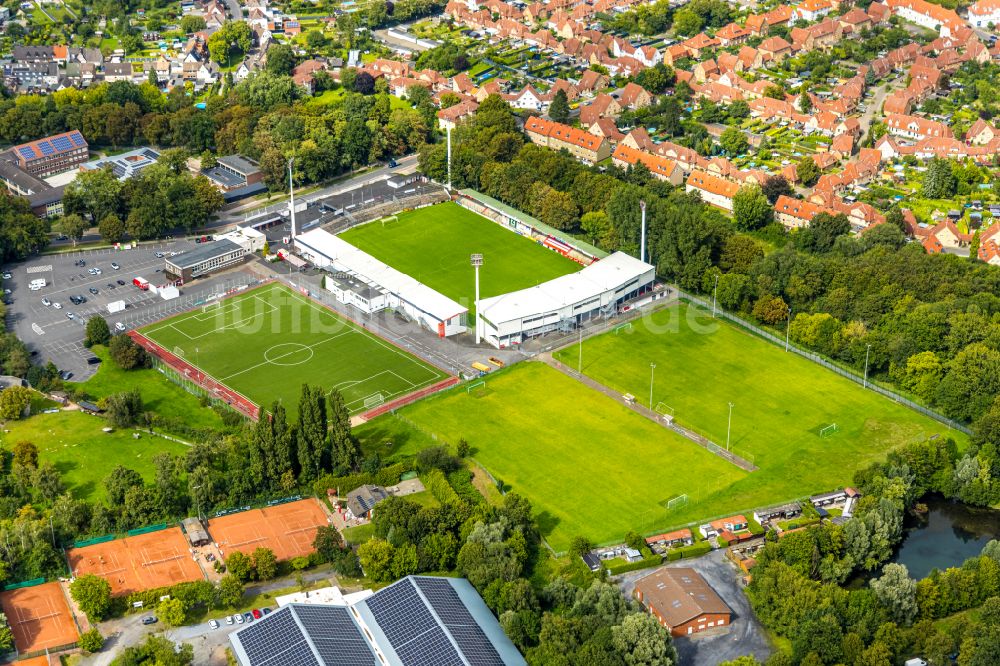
[888,495,1000,580]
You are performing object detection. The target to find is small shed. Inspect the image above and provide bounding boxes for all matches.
[183,517,211,546]
[76,400,103,414]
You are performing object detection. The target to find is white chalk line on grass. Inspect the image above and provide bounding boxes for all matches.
[219,331,352,382]
[144,293,279,342]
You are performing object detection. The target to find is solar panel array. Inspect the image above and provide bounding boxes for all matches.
[365,578,465,665]
[69,131,86,147]
[294,605,378,666]
[14,131,86,163]
[234,606,322,666]
[415,577,506,666]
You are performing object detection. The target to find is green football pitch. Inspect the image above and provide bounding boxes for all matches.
[139,283,448,416]
[339,202,580,315]
[394,362,748,552]
[554,303,964,521]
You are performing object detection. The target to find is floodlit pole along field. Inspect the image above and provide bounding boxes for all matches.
[339,202,580,316]
[139,282,448,417]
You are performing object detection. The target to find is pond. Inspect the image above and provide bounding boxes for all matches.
[889,495,1000,580]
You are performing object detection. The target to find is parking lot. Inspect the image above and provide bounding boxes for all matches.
[2,240,254,381]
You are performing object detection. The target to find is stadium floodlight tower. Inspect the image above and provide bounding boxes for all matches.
[639,200,647,263]
[471,253,483,344]
[447,126,453,191]
[287,157,297,240]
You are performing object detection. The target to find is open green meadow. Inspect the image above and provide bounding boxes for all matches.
[139,282,447,416]
[339,202,580,314]
[2,410,188,502]
[390,362,749,551]
[554,303,963,519]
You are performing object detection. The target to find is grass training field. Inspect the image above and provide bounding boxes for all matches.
[3,410,189,502]
[394,362,748,551]
[553,303,963,522]
[139,282,447,416]
[339,202,580,314]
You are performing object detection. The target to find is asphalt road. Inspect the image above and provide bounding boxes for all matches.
[615,550,772,665]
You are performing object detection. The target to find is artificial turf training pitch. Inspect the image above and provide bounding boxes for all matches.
[339,202,580,315]
[139,282,447,416]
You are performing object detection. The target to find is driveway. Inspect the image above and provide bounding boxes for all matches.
[615,550,771,665]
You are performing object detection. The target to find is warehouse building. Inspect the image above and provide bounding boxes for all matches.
[165,239,247,282]
[633,567,731,636]
[295,228,468,337]
[230,575,526,665]
[475,252,655,348]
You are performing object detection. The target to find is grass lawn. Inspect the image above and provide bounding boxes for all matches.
[139,282,447,416]
[1,410,189,501]
[553,303,963,524]
[392,362,748,551]
[340,202,580,316]
[78,346,227,433]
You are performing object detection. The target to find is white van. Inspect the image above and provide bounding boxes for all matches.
[28,278,46,291]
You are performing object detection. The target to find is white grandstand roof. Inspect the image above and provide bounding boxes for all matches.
[478,252,654,325]
[295,228,468,323]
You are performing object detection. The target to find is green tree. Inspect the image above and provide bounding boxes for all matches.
[809,212,850,252]
[158,597,187,627]
[180,15,206,34]
[611,612,677,666]
[226,551,254,582]
[719,126,749,156]
[796,155,820,187]
[108,334,148,370]
[923,158,956,199]
[104,465,144,507]
[672,8,704,35]
[70,574,113,622]
[764,84,785,99]
[871,563,918,625]
[0,614,12,654]
[733,184,773,231]
[549,89,570,124]
[329,390,362,472]
[885,205,906,234]
[98,213,126,243]
[358,538,396,582]
[798,90,813,113]
[313,525,345,562]
[218,574,243,607]
[79,628,104,653]
[252,547,278,580]
[0,386,32,420]
[58,213,89,246]
[85,315,112,347]
[105,389,144,428]
[266,44,297,76]
[761,175,793,203]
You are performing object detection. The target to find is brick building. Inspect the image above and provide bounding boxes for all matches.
[11,130,88,178]
[633,567,732,637]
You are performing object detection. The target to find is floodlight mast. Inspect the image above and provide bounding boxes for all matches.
[639,200,647,264]
[471,253,483,344]
[288,157,296,240]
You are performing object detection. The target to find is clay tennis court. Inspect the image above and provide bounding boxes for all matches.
[66,528,204,597]
[0,583,79,654]
[208,499,329,561]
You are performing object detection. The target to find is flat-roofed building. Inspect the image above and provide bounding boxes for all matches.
[165,239,248,282]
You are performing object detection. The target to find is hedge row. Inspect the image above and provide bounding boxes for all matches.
[666,542,712,561]
[426,469,462,505]
[606,555,664,576]
[446,468,484,505]
[313,461,413,497]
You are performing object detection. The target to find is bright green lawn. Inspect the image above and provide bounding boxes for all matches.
[340,202,580,315]
[553,303,963,522]
[139,282,447,416]
[1,410,188,501]
[79,346,227,433]
[394,362,748,551]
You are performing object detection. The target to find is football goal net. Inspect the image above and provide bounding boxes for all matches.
[666,494,688,510]
[363,393,385,409]
[820,423,839,438]
[380,215,399,227]
[466,380,486,395]
[613,322,632,335]
[654,402,675,418]
[173,346,185,358]
[202,300,222,313]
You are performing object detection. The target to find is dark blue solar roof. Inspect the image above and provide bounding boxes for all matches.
[415,577,505,666]
[69,131,86,147]
[38,141,54,155]
[294,606,377,666]
[17,147,35,160]
[365,578,439,647]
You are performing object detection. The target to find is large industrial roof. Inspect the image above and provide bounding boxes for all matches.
[295,228,468,323]
[477,251,653,325]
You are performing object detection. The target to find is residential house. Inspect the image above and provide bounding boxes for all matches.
[524,116,611,164]
[346,484,389,520]
[885,113,953,140]
[774,195,835,229]
[686,170,740,212]
[967,118,999,145]
[969,0,1000,27]
[589,117,625,143]
[645,529,694,550]
[618,82,653,109]
[437,99,479,130]
[579,93,622,127]
[611,145,683,185]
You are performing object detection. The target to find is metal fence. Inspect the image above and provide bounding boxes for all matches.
[674,288,972,436]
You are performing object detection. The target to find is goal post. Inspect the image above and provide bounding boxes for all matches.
[173,346,185,358]
[380,215,399,227]
[666,494,688,511]
[363,393,385,409]
[613,322,632,335]
[820,423,839,438]
[466,380,486,394]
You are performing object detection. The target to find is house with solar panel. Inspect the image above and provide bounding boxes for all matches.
[229,575,528,665]
[11,130,89,178]
[80,148,161,181]
[346,484,390,520]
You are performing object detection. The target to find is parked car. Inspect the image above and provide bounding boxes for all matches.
[2,272,11,280]
[225,615,234,625]
[154,252,164,258]
[94,267,102,275]
[243,612,254,622]
[111,262,120,270]
[66,312,75,320]
[142,616,157,625]
[60,371,73,381]
[234,614,245,624]
[252,609,262,619]
[115,322,126,332]
[89,287,99,295]
[41,298,51,306]
[88,268,97,275]
[209,619,220,630]
[75,260,86,267]
[52,302,62,309]
[262,608,272,615]
[117,279,126,285]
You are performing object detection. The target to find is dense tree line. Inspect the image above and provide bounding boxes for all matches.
[743,433,1000,665]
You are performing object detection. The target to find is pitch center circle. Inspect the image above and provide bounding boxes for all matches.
[264,342,314,366]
